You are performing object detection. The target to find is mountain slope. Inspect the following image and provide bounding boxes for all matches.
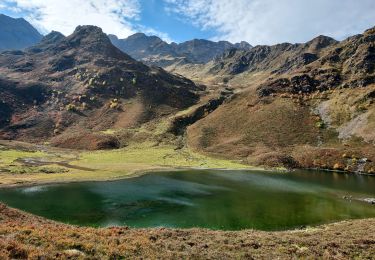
[0,14,42,51]
[109,33,252,67]
[0,26,200,149]
[185,26,375,174]
[166,35,340,86]
[1,19,374,174]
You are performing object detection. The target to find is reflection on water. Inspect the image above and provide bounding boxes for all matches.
[21,186,48,194]
[0,169,374,231]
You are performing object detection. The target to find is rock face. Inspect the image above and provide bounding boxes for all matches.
[109,33,252,67]
[186,25,375,173]
[255,28,375,96]
[211,36,339,76]
[0,25,200,148]
[0,14,43,51]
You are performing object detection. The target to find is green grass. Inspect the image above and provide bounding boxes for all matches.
[7,166,69,174]
[0,149,47,166]
[0,142,254,187]
[74,142,250,170]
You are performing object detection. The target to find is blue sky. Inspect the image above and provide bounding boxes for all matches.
[0,0,217,43]
[1,0,374,45]
[136,0,216,42]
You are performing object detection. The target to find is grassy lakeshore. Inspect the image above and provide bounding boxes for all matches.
[0,203,374,259]
[0,141,254,187]
[0,141,374,259]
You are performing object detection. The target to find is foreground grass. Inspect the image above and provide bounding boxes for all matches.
[0,142,252,187]
[0,203,374,259]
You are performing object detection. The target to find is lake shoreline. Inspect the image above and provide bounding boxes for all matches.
[3,163,375,189]
[2,139,374,190]
[2,163,375,190]
[2,168,375,230]
[0,202,374,259]
[0,166,272,189]
[0,139,265,188]
[1,141,375,258]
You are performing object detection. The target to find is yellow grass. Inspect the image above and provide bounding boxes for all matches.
[0,142,254,187]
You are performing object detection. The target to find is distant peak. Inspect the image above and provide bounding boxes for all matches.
[132,32,147,37]
[186,39,210,43]
[108,34,119,40]
[126,32,151,41]
[67,25,112,47]
[364,26,375,36]
[0,14,26,23]
[314,35,337,41]
[234,41,252,50]
[307,35,338,49]
[73,25,105,37]
[126,32,163,42]
[43,31,65,41]
[59,25,133,60]
[49,30,65,36]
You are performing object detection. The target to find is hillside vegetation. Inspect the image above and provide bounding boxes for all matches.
[0,23,374,175]
[184,27,375,173]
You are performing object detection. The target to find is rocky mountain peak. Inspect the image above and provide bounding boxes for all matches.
[125,33,165,47]
[234,41,253,50]
[305,35,338,51]
[127,32,148,39]
[54,25,131,60]
[67,25,111,46]
[26,31,65,54]
[43,31,65,43]
[109,32,253,66]
[364,26,375,36]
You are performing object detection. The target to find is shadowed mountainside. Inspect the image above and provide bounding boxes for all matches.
[0,14,42,51]
[0,26,200,149]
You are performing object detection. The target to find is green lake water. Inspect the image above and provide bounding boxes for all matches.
[0,169,375,230]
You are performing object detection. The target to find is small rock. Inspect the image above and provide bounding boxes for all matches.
[64,249,85,257]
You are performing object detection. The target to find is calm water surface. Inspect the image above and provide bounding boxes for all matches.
[0,170,375,230]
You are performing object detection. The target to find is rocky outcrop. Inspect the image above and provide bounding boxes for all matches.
[257,70,342,97]
[210,37,338,76]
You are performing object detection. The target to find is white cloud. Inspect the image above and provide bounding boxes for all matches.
[4,0,140,37]
[2,0,172,42]
[164,0,375,45]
